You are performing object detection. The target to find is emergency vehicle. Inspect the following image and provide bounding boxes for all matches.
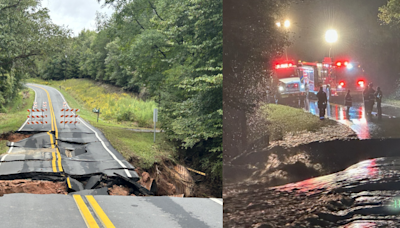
[272,61,312,101]
[272,58,366,102]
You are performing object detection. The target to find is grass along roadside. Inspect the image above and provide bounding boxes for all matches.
[0,88,35,154]
[26,78,175,169]
[382,98,400,107]
[261,104,337,141]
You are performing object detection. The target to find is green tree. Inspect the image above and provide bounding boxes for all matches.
[0,0,68,109]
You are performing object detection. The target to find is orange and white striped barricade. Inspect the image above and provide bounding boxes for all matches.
[60,107,80,128]
[27,108,48,128]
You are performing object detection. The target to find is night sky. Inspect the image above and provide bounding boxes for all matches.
[283,0,396,90]
[286,0,386,61]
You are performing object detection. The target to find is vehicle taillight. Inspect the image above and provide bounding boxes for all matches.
[336,62,342,67]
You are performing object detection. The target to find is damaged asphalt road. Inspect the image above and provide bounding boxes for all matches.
[0,84,222,228]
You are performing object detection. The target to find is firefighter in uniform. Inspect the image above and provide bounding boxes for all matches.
[375,87,383,119]
[345,90,352,118]
[317,87,327,120]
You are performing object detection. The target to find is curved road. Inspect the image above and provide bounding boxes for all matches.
[0,84,222,228]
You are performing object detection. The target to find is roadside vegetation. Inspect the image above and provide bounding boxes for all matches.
[261,104,337,141]
[0,88,35,154]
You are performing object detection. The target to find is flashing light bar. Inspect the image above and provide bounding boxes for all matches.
[275,63,294,69]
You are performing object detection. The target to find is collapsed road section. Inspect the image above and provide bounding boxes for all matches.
[0,130,153,196]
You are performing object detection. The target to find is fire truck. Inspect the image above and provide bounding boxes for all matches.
[272,61,311,102]
[272,58,366,102]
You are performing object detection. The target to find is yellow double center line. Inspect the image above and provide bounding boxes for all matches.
[30,85,63,172]
[73,195,116,228]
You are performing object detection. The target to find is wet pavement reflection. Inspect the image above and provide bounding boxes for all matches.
[304,98,400,139]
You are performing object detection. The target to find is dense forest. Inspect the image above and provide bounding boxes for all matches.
[0,0,222,187]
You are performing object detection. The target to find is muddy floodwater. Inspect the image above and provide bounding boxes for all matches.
[224,136,400,227]
[224,156,400,227]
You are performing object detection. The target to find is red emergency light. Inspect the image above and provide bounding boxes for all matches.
[339,81,345,86]
[275,62,294,69]
[335,60,349,67]
[357,80,365,88]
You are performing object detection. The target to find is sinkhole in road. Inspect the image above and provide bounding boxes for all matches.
[0,131,195,197]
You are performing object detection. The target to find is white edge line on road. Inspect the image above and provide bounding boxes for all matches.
[0,142,14,166]
[210,198,223,205]
[18,85,37,131]
[53,86,132,178]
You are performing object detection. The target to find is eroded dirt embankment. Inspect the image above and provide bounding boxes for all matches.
[0,180,67,196]
[0,132,32,142]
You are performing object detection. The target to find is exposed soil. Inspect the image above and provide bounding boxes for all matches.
[0,132,32,142]
[0,180,67,196]
[135,161,195,197]
[108,185,134,196]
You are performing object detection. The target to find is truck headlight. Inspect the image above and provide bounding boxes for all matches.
[300,84,305,89]
[278,86,284,92]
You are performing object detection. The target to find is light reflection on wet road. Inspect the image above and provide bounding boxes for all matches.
[305,99,398,139]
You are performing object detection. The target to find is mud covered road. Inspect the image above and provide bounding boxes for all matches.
[224,156,400,227]
[0,84,222,228]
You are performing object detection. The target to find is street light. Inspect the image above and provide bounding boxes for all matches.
[276,19,291,60]
[284,20,290,28]
[325,29,338,58]
[325,29,338,43]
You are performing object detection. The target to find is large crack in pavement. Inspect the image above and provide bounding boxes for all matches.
[0,131,154,196]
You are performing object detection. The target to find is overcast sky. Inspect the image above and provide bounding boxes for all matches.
[41,0,114,36]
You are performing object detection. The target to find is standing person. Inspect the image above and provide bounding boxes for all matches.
[317,87,327,120]
[326,84,331,101]
[368,83,376,117]
[375,87,383,120]
[305,82,309,99]
[345,90,352,118]
[363,85,370,116]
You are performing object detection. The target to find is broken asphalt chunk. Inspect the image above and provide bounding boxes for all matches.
[114,172,154,196]
[85,175,101,189]
[67,177,84,192]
